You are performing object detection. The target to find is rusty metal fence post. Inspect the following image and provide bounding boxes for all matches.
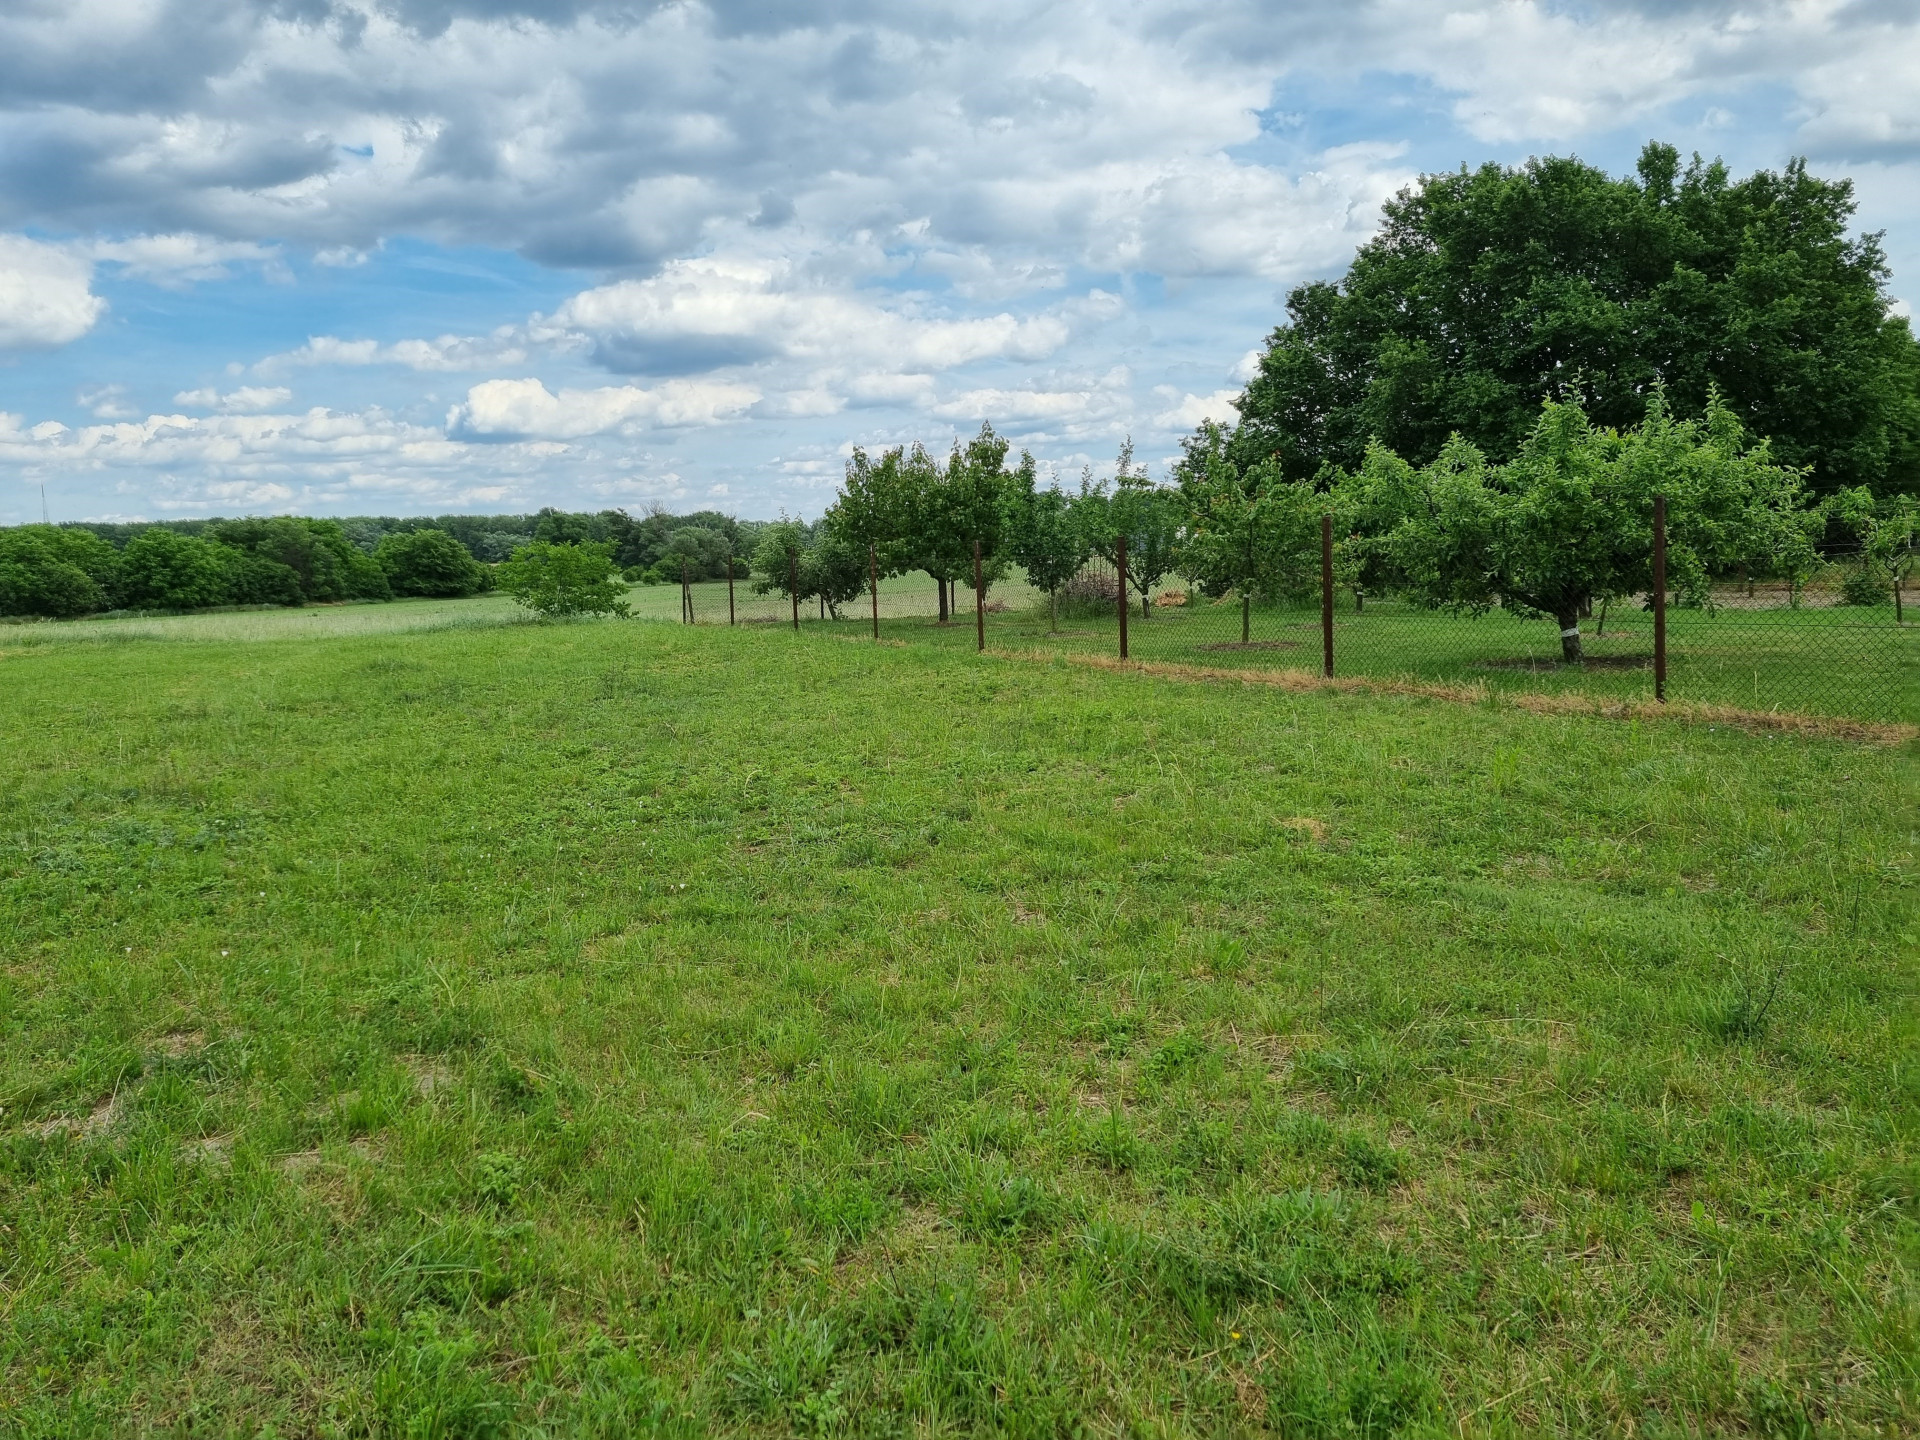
[727,552,735,626]
[1116,534,1129,661]
[1320,513,1334,678]
[788,549,799,631]
[973,539,985,652]
[870,542,879,639]
[1653,494,1667,702]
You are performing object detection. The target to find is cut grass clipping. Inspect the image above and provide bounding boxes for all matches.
[2,611,1916,1436]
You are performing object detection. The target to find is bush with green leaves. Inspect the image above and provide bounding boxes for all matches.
[1827,487,1916,610]
[1336,391,1819,661]
[114,528,234,610]
[0,526,118,618]
[212,516,391,603]
[375,528,487,598]
[497,540,630,618]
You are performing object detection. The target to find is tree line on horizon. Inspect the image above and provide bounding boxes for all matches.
[0,505,775,619]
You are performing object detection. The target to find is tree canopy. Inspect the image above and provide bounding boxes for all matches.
[1340,391,1818,660]
[1228,142,1920,498]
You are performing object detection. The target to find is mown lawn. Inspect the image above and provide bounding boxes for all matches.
[1,615,1915,1437]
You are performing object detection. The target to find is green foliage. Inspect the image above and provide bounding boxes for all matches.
[749,519,813,605]
[747,519,866,618]
[1176,420,1325,639]
[376,528,488,598]
[1080,439,1182,615]
[1338,391,1818,659]
[495,540,630,618]
[0,526,117,618]
[1827,486,1917,607]
[799,529,869,618]
[211,517,392,603]
[829,445,912,577]
[1002,467,1088,628]
[114,528,232,610]
[642,525,735,585]
[1230,141,1920,497]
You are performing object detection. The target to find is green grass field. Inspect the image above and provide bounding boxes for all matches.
[3,610,1917,1436]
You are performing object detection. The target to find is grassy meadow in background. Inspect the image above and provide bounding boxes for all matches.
[2,599,1917,1436]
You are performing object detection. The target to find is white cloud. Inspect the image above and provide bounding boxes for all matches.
[0,400,679,515]
[1152,388,1242,430]
[550,258,1079,374]
[78,384,135,419]
[85,233,281,284]
[0,234,105,348]
[450,377,761,438]
[929,369,1131,431]
[173,385,293,412]
[262,329,544,372]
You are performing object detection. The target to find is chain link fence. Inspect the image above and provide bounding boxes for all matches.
[650,535,1916,726]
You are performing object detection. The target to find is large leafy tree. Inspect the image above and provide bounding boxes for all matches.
[903,425,1021,617]
[0,525,117,618]
[1229,143,1920,498]
[376,529,487,598]
[1342,393,1817,661]
[749,519,814,608]
[825,445,917,615]
[116,529,232,610]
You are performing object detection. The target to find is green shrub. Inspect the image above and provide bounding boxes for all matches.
[219,547,305,606]
[212,516,391,602]
[1839,559,1892,606]
[375,527,486,598]
[114,529,231,610]
[497,540,630,618]
[0,528,114,618]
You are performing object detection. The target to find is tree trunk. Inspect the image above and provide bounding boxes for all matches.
[1596,597,1609,637]
[1579,598,1592,619]
[1354,589,1363,613]
[1557,605,1583,663]
[937,579,948,623]
[1241,593,1250,644]
[1049,589,1058,632]
[1141,592,1149,619]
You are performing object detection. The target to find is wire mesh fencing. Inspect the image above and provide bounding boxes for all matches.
[1025,534,1915,725]
[652,532,1915,726]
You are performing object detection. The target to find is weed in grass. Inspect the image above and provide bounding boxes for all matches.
[1711,955,1792,1042]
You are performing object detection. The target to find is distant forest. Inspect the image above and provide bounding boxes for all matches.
[61,506,772,580]
[0,506,786,619]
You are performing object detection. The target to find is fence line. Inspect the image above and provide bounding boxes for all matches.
[653,508,1913,724]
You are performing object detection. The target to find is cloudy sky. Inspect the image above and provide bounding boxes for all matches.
[1,0,1917,524]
